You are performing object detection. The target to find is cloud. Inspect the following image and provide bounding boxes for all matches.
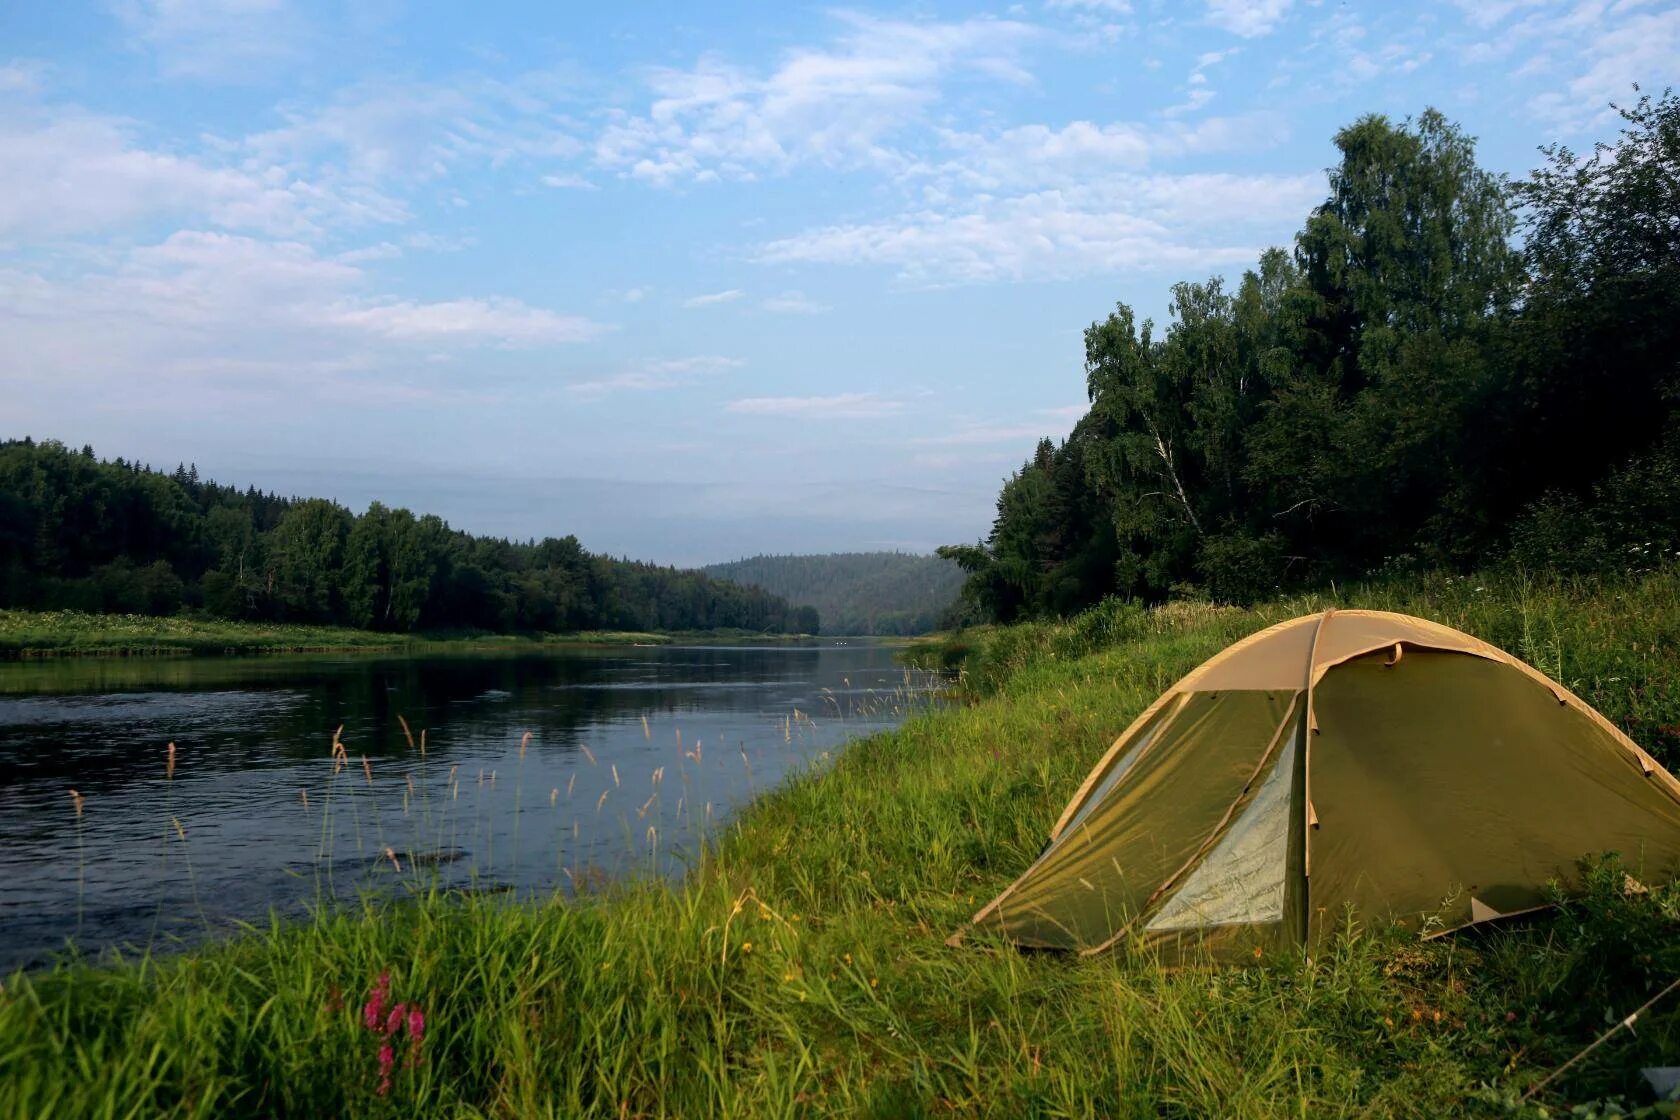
[250,81,583,186]
[541,172,597,190]
[1045,0,1130,11]
[0,60,46,94]
[594,13,1040,185]
[0,231,606,405]
[757,172,1320,285]
[915,112,1286,193]
[913,423,1053,446]
[113,0,308,81]
[0,103,405,240]
[1205,0,1293,38]
[1527,5,1680,131]
[331,297,604,346]
[682,288,744,308]
[760,290,829,314]
[569,355,743,398]
[726,393,904,419]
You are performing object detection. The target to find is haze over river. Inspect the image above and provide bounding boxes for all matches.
[0,642,939,972]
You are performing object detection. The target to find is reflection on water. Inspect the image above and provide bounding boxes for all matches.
[0,643,941,972]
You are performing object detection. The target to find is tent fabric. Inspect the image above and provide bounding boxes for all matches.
[957,609,1680,960]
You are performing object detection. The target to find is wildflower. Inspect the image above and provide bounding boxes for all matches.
[842,953,852,964]
[742,941,753,954]
[1252,945,1263,959]
[386,1003,407,1037]
[870,978,878,989]
[364,973,391,1031]
[407,1007,426,1067]
[377,1043,395,1097]
[1505,1011,1517,1022]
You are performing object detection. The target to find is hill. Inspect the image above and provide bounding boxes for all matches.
[0,438,815,637]
[702,552,963,635]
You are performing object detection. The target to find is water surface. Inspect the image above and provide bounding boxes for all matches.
[0,642,938,972]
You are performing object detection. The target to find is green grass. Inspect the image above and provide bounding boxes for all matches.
[6,571,1680,1117]
[0,609,832,658]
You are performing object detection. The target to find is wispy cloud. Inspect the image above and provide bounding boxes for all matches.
[114,0,309,81]
[593,12,1041,185]
[760,290,829,314]
[726,392,904,418]
[0,102,405,239]
[757,172,1318,285]
[682,288,744,308]
[569,356,743,398]
[1204,0,1293,38]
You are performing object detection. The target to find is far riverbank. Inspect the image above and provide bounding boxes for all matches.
[0,608,832,659]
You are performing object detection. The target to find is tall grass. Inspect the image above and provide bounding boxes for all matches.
[6,570,1680,1117]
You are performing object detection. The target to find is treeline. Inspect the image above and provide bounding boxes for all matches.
[942,91,1680,620]
[0,440,817,635]
[701,552,965,635]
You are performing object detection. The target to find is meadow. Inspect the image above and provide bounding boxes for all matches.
[5,570,1680,1117]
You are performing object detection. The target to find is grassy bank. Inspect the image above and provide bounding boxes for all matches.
[0,609,832,658]
[6,572,1680,1116]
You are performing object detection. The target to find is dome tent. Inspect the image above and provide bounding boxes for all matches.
[952,609,1680,959]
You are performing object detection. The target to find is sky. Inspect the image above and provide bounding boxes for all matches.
[2,1,1676,566]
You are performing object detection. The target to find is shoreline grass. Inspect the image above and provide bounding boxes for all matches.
[0,609,833,660]
[6,571,1680,1116]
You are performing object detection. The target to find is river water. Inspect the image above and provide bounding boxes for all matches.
[0,642,939,972]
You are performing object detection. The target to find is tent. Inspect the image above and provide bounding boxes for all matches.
[953,609,1680,959]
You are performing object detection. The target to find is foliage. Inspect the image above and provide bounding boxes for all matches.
[703,552,964,635]
[0,440,812,637]
[946,92,1680,618]
[8,571,1680,1115]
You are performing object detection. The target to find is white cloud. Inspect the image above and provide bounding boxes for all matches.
[1045,0,1131,11]
[594,13,1040,185]
[913,423,1052,446]
[0,60,46,94]
[1527,6,1680,130]
[542,172,597,190]
[246,75,586,190]
[757,172,1319,285]
[915,112,1286,193]
[761,290,830,314]
[113,0,307,81]
[569,355,743,398]
[331,297,603,346]
[1205,0,1293,38]
[682,288,744,308]
[0,104,404,239]
[726,393,904,419]
[0,231,606,405]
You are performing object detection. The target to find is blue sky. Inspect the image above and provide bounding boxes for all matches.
[3,1,1675,565]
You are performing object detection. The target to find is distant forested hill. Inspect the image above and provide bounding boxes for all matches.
[0,439,815,635]
[701,552,963,635]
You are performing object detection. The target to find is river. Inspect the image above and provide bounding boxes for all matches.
[0,642,940,972]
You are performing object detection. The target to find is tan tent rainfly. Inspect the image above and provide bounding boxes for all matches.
[955,609,1680,959]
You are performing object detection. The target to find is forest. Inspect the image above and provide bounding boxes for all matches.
[0,441,817,636]
[702,552,964,635]
[942,90,1680,621]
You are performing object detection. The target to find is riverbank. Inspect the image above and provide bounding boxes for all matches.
[5,571,1680,1116]
[0,609,825,658]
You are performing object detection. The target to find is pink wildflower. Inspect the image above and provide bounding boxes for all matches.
[377,1042,395,1096]
[406,1007,426,1067]
[362,972,390,1031]
[385,1002,407,1038]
